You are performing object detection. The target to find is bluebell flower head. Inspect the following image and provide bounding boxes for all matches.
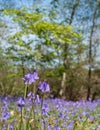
[88,116,95,123]
[35,94,41,104]
[42,103,49,115]
[97,125,100,130]
[38,81,50,93]
[2,127,7,130]
[54,126,61,130]
[17,97,25,107]
[22,70,39,84]
[67,120,74,130]
[23,72,32,84]
[27,92,40,104]
[2,111,10,121]
[27,92,35,101]
[33,70,39,80]
[48,125,52,130]
[58,112,62,117]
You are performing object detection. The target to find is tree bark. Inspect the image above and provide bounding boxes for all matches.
[59,0,80,98]
[86,1,97,100]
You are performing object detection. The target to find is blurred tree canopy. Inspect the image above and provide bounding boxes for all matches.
[0,0,99,100]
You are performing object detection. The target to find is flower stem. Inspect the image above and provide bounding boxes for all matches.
[19,107,23,129]
[24,84,28,98]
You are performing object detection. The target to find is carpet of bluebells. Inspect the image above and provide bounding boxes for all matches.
[0,70,100,130]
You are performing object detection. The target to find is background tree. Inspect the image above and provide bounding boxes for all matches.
[0,0,99,99]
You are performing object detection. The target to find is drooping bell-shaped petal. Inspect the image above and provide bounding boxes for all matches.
[54,126,61,130]
[22,72,32,84]
[17,97,25,107]
[48,125,52,130]
[35,94,41,104]
[33,70,39,80]
[22,70,39,85]
[2,111,10,121]
[42,103,49,115]
[27,92,34,98]
[27,92,35,102]
[38,81,50,93]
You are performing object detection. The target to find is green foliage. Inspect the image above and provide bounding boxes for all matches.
[0,0,99,100]
[1,8,88,98]
[4,9,84,69]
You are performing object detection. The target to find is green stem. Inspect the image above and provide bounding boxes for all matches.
[41,96,43,118]
[41,95,45,130]
[41,95,46,129]
[24,84,28,99]
[32,84,36,128]
[26,105,33,129]
[19,107,23,129]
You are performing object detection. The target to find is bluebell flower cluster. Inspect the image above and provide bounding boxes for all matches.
[0,70,99,129]
[22,70,39,84]
[38,81,50,93]
[1,111,10,122]
[17,97,25,107]
[42,103,49,115]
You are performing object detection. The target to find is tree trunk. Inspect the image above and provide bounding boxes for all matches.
[59,0,80,98]
[86,1,97,100]
[59,72,67,99]
[91,92,97,102]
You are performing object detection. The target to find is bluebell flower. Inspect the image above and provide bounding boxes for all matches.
[88,116,95,123]
[97,125,100,130]
[2,127,7,130]
[33,70,39,80]
[42,103,49,115]
[58,112,62,117]
[67,120,74,130]
[27,92,35,101]
[38,81,50,93]
[17,97,25,107]
[54,126,61,130]
[2,97,10,109]
[23,72,32,84]
[48,125,52,130]
[27,92,41,104]
[22,70,39,84]
[35,94,41,104]
[1,111,10,121]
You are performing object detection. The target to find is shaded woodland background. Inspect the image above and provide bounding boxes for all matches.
[0,0,100,101]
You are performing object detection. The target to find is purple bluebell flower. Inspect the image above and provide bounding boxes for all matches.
[2,127,7,130]
[54,126,61,130]
[1,111,10,121]
[22,70,39,84]
[23,72,32,84]
[64,115,69,121]
[27,92,40,104]
[38,81,50,93]
[48,125,52,130]
[35,94,41,104]
[2,97,10,109]
[27,92,35,101]
[42,103,49,115]
[33,70,39,80]
[58,112,62,117]
[27,91,34,97]
[67,120,74,130]
[56,103,62,110]
[88,116,95,123]
[10,124,14,130]
[97,125,100,130]
[17,97,25,107]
